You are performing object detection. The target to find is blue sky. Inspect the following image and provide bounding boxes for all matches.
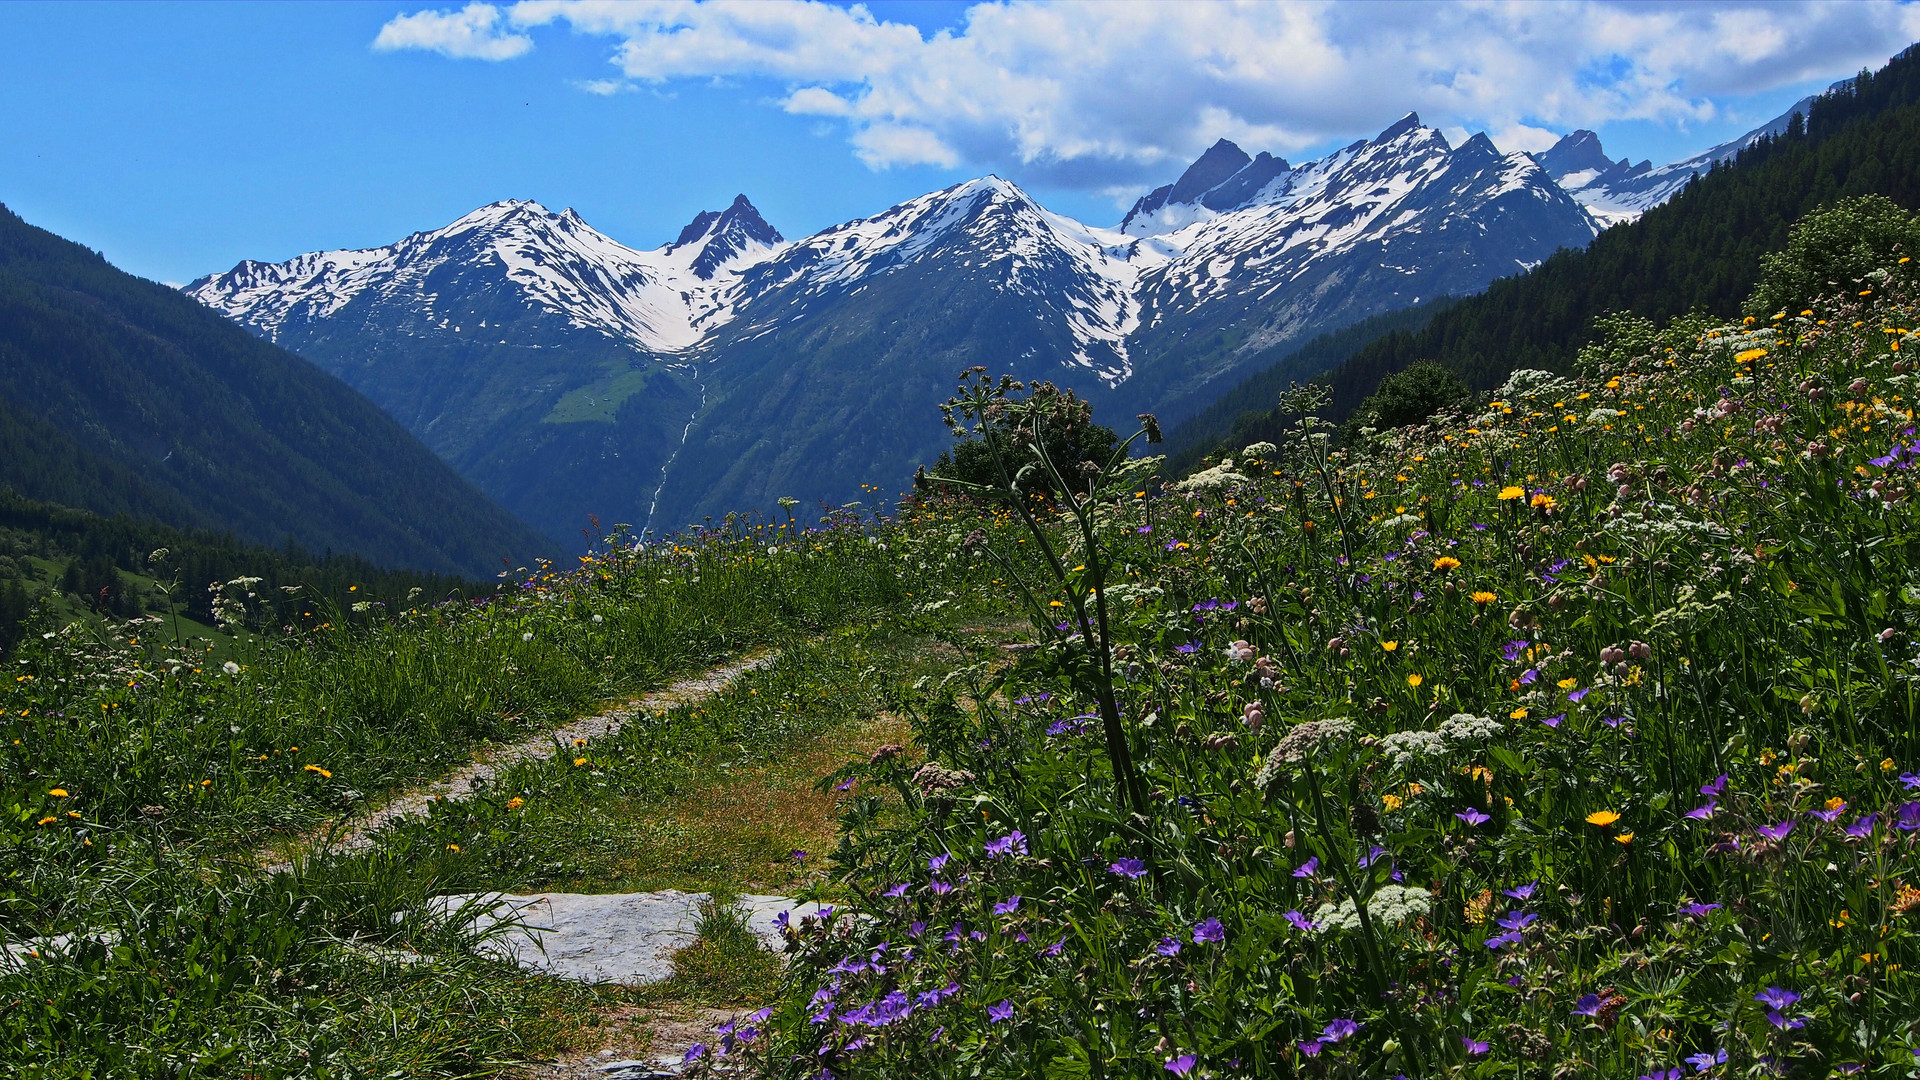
[0,1,1911,285]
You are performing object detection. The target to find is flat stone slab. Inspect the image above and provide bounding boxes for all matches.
[431,890,822,985]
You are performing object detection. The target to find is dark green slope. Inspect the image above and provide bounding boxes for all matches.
[0,205,553,576]
[1310,44,1920,419]
[1159,298,1456,473]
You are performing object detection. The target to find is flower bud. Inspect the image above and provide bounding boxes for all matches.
[1628,641,1651,661]
[1600,646,1625,665]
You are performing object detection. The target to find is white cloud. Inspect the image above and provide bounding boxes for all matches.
[374,2,533,61]
[378,0,1920,187]
[574,77,633,95]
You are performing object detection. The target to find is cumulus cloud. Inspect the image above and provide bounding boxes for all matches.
[373,2,533,60]
[376,0,1920,186]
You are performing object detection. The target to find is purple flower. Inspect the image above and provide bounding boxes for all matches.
[1571,993,1602,1017]
[1520,668,1540,686]
[1754,986,1799,1010]
[1496,910,1538,931]
[1756,820,1794,842]
[1462,1036,1490,1056]
[1603,715,1626,727]
[1321,1018,1360,1042]
[1685,801,1717,820]
[1174,643,1199,654]
[1567,688,1592,703]
[1192,918,1226,944]
[988,1000,1014,1024]
[930,879,954,895]
[1042,937,1066,957]
[1109,857,1148,879]
[1502,640,1530,662]
[908,920,926,938]
[1766,1010,1805,1030]
[1165,1054,1196,1076]
[1809,802,1847,823]
[773,911,790,931]
[1298,1041,1322,1058]
[1898,801,1920,831]
[1680,902,1721,917]
[792,849,810,861]
[684,1044,707,1062]
[1358,845,1388,868]
[1845,813,1879,839]
[993,895,1021,916]
[1540,713,1565,728]
[1900,772,1920,790]
[1283,909,1319,932]
[1485,931,1523,950]
[1456,808,1491,826]
[1700,774,1730,797]
[1503,881,1538,901]
[882,883,910,898]
[1686,1048,1727,1072]
[1155,936,1182,957]
[1292,856,1320,878]
[985,830,1028,859]
[1640,1070,1684,1080]
[928,852,951,873]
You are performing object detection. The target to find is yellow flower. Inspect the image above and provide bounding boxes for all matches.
[1049,600,1065,607]
[49,788,68,798]
[446,844,460,852]
[507,797,525,810]
[1529,492,1557,510]
[574,757,589,767]
[1557,678,1578,690]
[1882,758,1897,772]
[1382,794,1403,811]
[37,816,57,826]
[1615,832,1634,844]
[1735,348,1767,363]
[1509,707,1528,720]
[1586,810,1621,827]
[1497,485,1525,501]
[1470,590,1497,604]
[1432,556,1461,571]
[1406,673,1423,688]
[1381,641,1399,652]
[1406,783,1425,796]
[1825,796,1846,812]
[304,764,332,779]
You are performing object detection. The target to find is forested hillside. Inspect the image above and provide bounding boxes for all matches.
[0,205,554,576]
[1178,44,1920,462]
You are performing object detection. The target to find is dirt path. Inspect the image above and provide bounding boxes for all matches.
[258,650,781,872]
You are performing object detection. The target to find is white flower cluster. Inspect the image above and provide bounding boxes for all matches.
[1241,441,1278,459]
[1177,459,1248,492]
[1376,730,1446,766]
[1437,712,1504,742]
[1313,884,1431,933]
[1586,408,1623,422]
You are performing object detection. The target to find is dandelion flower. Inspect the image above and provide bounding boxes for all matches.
[49,789,68,798]
[1471,590,1498,604]
[37,816,56,826]
[574,757,589,767]
[1615,832,1634,844]
[1530,492,1557,510]
[1432,556,1461,571]
[1586,810,1621,827]
[1498,486,1525,501]
[506,797,525,810]
[303,764,332,779]
[446,844,460,852]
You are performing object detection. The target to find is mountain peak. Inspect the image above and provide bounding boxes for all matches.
[669,195,784,279]
[1374,112,1422,144]
[1534,130,1616,182]
[1168,140,1254,205]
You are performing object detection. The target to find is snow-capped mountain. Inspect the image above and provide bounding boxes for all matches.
[187,196,784,353]
[184,115,1600,540]
[1540,93,1821,227]
[1112,114,1598,417]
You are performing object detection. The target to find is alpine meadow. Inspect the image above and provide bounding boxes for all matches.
[6,9,1920,1080]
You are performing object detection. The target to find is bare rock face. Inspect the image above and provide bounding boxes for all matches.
[432,890,822,984]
